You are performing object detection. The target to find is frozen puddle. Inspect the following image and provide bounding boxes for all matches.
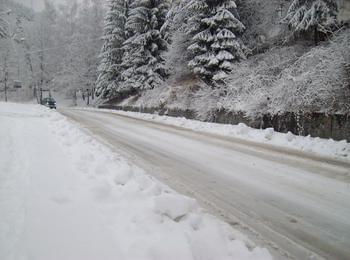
[0,102,271,260]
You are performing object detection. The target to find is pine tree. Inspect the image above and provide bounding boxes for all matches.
[95,0,130,99]
[120,0,170,91]
[283,0,338,44]
[187,0,245,82]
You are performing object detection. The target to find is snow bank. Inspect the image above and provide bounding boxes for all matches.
[82,108,350,162]
[0,102,271,260]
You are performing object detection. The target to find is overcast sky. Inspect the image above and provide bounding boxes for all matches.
[15,0,66,11]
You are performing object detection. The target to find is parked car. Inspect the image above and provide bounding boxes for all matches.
[41,97,56,109]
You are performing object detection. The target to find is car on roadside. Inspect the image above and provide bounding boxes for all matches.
[41,97,57,109]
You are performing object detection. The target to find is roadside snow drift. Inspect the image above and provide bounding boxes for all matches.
[0,102,271,260]
[86,108,350,162]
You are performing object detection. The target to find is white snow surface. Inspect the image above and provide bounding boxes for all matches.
[0,102,271,260]
[82,108,350,162]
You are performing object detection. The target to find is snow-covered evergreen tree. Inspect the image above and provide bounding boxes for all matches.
[120,0,170,91]
[187,0,246,82]
[95,0,129,99]
[283,0,338,43]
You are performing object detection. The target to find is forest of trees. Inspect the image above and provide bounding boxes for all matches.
[94,0,342,101]
[0,0,348,115]
[0,0,104,103]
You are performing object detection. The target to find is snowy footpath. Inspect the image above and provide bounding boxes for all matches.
[0,102,271,260]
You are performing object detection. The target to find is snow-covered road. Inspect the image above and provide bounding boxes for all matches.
[0,103,270,260]
[61,108,350,260]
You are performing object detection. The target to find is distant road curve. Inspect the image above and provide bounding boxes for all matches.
[61,108,350,260]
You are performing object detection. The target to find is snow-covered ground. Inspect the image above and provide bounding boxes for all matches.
[79,108,350,162]
[61,107,350,259]
[0,102,271,260]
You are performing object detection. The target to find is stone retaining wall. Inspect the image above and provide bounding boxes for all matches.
[98,105,350,141]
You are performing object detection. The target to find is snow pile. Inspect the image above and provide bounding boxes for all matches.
[154,193,197,221]
[85,108,350,161]
[0,102,271,260]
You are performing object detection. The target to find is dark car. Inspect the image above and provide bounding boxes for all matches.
[41,97,57,109]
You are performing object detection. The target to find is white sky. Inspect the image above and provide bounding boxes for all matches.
[15,0,67,11]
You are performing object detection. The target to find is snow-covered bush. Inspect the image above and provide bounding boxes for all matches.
[269,29,350,114]
[223,29,350,117]
[222,45,302,117]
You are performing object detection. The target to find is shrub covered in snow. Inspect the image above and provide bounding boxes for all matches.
[268,30,350,114]
[224,28,350,117]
